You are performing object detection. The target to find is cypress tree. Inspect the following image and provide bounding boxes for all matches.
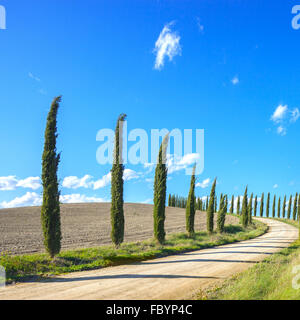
[272,195,276,218]
[282,195,286,218]
[287,195,292,220]
[224,195,228,213]
[260,193,264,217]
[206,196,209,212]
[230,195,234,214]
[214,196,217,213]
[111,113,126,247]
[153,134,169,244]
[298,194,300,221]
[248,193,253,224]
[41,96,62,258]
[186,164,196,238]
[266,193,270,218]
[293,193,298,221]
[217,195,226,233]
[207,178,217,233]
[237,196,240,215]
[254,195,258,217]
[168,194,171,207]
[241,186,248,227]
[277,197,281,218]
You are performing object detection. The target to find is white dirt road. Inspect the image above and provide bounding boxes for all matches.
[0,218,298,300]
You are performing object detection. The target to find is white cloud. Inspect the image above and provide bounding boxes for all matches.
[153,21,181,70]
[0,192,42,208]
[167,153,199,174]
[60,194,106,204]
[196,17,204,33]
[16,177,41,190]
[231,76,239,85]
[277,126,286,136]
[273,184,278,189]
[290,108,300,123]
[271,104,288,123]
[196,178,210,189]
[0,176,41,191]
[62,175,93,189]
[123,169,140,181]
[142,198,153,204]
[93,172,112,190]
[28,72,41,82]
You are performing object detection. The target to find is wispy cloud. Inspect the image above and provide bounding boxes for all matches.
[271,104,288,123]
[196,17,204,33]
[273,184,278,189]
[0,176,41,191]
[28,72,41,82]
[277,126,286,136]
[196,178,210,189]
[167,153,199,174]
[231,76,239,85]
[270,104,299,135]
[290,108,300,123]
[153,21,181,70]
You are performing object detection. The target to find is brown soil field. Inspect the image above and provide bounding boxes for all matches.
[0,203,238,255]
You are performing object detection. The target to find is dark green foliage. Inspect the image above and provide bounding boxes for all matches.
[272,195,276,218]
[217,195,226,233]
[287,195,292,220]
[111,114,127,247]
[254,195,258,217]
[298,194,300,221]
[241,186,248,227]
[41,96,62,258]
[206,196,209,212]
[214,196,217,213]
[293,193,298,221]
[266,193,270,218]
[260,193,264,217]
[282,195,286,218]
[153,134,169,244]
[207,178,217,233]
[277,197,281,218]
[248,193,253,224]
[186,165,196,238]
[224,195,228,213]
[168,194,171,207]
[230,195,234,214]
[237,196,240,215]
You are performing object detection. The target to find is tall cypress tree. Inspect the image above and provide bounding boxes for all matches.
[237,196,240,215]
[260,193,264,217]
[287,195,292,220]
[153,134,169,244]
[224,195,228,213]
[217,195,226,233]
[293,193,298,221]
[230,195,234,214]
[266,193,270,218]
[206,196,209,212]
[41,96,62,258]
[277,197,281,218]
[297,194,300,222]
[207,178,217,233]
[282,195,286,218]
[186,164,196,238]
[111,114,126,247]
[254,195,258,217]
[241,186,248,227]
[248,193,253,224]
[214,196,217,213]
[272,195,276,218]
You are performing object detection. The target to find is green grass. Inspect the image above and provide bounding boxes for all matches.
[198,218,300,300]
[0,220,267,284]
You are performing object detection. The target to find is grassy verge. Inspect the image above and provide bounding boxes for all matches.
[198,219,300,300]
[1,220,267,284]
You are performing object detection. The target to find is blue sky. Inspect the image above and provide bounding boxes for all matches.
[0,0,300,210]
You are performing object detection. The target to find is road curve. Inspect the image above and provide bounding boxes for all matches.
[0,218,298,300]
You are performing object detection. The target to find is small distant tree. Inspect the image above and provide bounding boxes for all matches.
[111,114,127,247]
[207,178,217,233]
[168,194,171,207]
[41,96,62,258]
[287,195,292,220]
[254,195,258,217]
[186,164,196,238]
[237,196,240,215]
[282,195,286,218]
[217,196,226,233]
[272,195,276,218]
[230,195,234,214]
[277,197,281,218]
[153,134,169,244]
[266,193,270,218]
[293,193,298,221]
[248,193,253,224]
[298,194,300,222]
[260,193,264,217]
[224,195,228,213]
[241,186,248,227]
